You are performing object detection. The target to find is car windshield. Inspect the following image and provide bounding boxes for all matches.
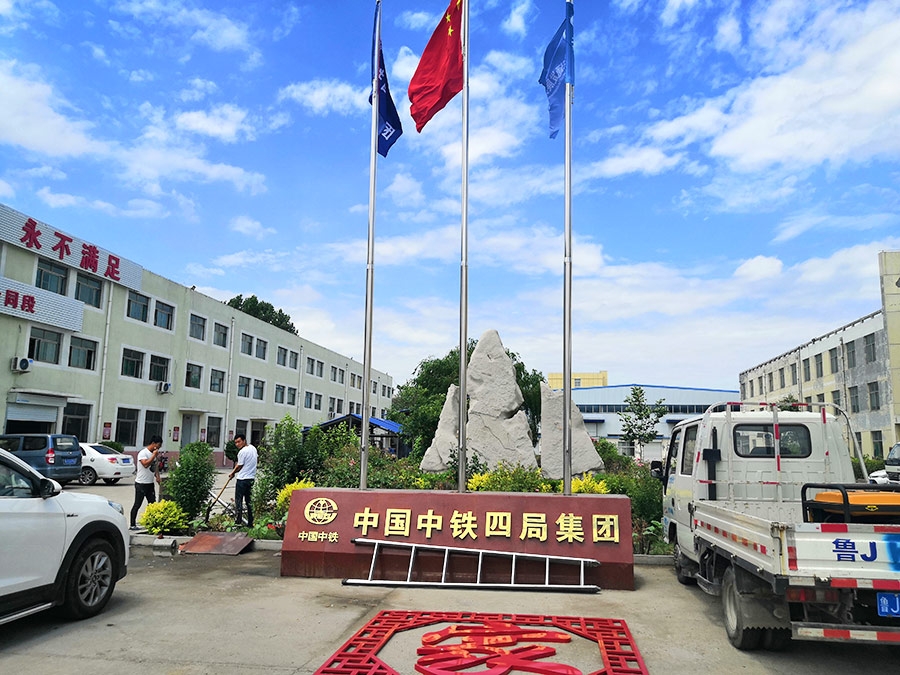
[887,444,900,462]
[89,444,117,455]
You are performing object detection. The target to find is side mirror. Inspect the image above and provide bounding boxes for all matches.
[649,460,663,481]
[39,478,60,499]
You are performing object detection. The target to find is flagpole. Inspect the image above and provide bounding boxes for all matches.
[457,0,470,493]
[562,0,574,496]
[361,0,383,490]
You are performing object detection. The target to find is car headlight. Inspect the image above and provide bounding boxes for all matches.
[108,500,124,515]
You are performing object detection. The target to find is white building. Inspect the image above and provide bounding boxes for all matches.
[739,250,900,459]
[0,203,393,461]
[572,383,739,462]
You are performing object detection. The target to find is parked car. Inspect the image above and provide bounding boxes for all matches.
[79,443,136,486]
[0,448,129,626]
[0,434,81,485]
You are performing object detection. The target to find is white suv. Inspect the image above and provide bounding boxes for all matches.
[0,448,129,625]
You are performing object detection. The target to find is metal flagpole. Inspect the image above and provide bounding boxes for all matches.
[457,0,470,493]
[562,0,574,496]
[361,0,383,490]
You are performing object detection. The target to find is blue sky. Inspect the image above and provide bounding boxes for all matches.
[2,0,899,391]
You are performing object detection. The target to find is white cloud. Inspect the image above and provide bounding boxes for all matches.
[129,69,154,83]
[772,211,897,243]
[36,187,168,218]
[0,178,13,198]
[586,145,682,178]
[229,215,276,240]
[18,164,66,179]
[385,173,425,207]
[83,42,110,65]
[734,256,783,281]
[501,0,531,39]
[398,11,436,31]
[715,13,742,53]
[175,104,253,143]
[660,0,702,27]
[185,262,225,278]
[277,80,368,116]
[273,4,300,41]
[178,78,218,102]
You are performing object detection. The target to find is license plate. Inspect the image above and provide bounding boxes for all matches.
[877,592,900,617]
[122,458,131,464]
[63,458,77,465]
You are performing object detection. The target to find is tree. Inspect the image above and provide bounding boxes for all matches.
[387,340,544,458]
[775,393,799,411]
[227,294,298,335]
[617,386,667,462]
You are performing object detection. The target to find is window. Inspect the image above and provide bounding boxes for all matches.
[189,314,206,341]
[749,380,754,398]
[36,258,68,295]
[149,355,169,382]
[75,272,101,308]
[829,347,839,374]
[155,301,174,330]
[868,381,881,410]
[814,353,823,378]
[256,339,267,360]
[121,348,144,378]
[210,369,225,393]
[331,366,338,382]
[846,340,857,368]
[767,372,775,392]
[287,387,296,406]
[185,363,202,389]
[574,378,582,387]
[316,360,324,377]
[757,376,763,393]
[144,410,165,446]
[213,322,228,347]
[305,391,313,409]
[734,423,812,458]
[372,380,378,394]
[832,390,841,407]
[253,379,264,400]
[307,357,316,374]
[237,376,250,397]
[127,291,150,322]
[778,368,785,389]
[314,393,322,410]
[816,393,825,403]
[864,333,876,363]
[873,431,884,459]
[277,347,288,366]
[802,358,810,382]
[338,368,345,384]
[68,337,97,370]
[241,333,253,355]
[275,385,285,404]
[371,406,376,418]
[849,386,860,413]
[62,402,91,441]
[328,396,336,413]
[207,417,222,448]
[115,407,139,446]
[235,419,248,440]
[790,363,798,385]
[382,384,389,397]
[350,373,358,388]
[336,399,343,414]
[289,350,298,369]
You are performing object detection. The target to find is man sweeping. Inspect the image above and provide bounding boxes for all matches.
[229,434,257,528]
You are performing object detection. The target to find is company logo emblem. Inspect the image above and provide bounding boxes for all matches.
[304,497,338,525]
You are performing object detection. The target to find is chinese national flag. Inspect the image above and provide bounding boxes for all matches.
[408,0,463,132]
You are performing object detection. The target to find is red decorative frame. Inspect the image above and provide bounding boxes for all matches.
[315,610,648,675]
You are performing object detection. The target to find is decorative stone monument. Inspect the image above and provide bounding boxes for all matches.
[420,329,537,472]
[538,382,604,479]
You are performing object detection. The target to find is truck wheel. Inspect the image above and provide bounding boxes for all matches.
[722,566,762,650]
[674,544,696,585]
[60,538,119,620]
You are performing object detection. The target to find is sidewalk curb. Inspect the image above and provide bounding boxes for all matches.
[130,533,283,551]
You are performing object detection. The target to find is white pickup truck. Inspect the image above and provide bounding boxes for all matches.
[659,401,900,650]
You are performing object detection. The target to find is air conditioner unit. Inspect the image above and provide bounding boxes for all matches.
[10,356,33,373]
[328,411,337,419]
[156,381,173,394]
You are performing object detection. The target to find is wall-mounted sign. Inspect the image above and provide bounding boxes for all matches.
[0,276,84,332]
[102,422,112,440]
[173,426,180,442]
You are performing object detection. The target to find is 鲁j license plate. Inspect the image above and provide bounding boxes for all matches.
[63,458,77,465]
[877,592,900,617]
[122,458,131,464]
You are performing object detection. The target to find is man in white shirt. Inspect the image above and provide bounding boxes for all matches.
[229,434,258,527]
[131,435,162,530]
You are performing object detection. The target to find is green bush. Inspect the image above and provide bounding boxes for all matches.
[594,438,634,474]
[600,465,664,554]
[166,442,216,519]
[224,439,238,464]
[466,462,554,493]
[99,440,125,453]
[852,456,885,479]
[140,500,188,535]
[275,479,315,520]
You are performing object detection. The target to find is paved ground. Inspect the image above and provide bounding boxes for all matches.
[15,472,890,673]
[2,541,895,673]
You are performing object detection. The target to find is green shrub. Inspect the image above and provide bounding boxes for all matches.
[99,440,125,453]
[140,500,188,535]
[466,462,553,493]
[224,440,238,464]
[594,438,634,474]
[275,479,315,520]
[572,473,608,494]
[851,456,885,479]
[166,442,216,519]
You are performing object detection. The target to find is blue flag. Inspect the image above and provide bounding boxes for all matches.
[539,2,574,139]
[370,2,402,157]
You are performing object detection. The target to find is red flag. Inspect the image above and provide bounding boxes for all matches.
[408,0,463,132]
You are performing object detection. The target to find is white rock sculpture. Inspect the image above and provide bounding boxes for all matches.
[539,382,605,479]
[419,384,459,472]
[467,329,523,417]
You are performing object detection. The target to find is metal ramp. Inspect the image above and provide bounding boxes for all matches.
[344,538,601,593]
